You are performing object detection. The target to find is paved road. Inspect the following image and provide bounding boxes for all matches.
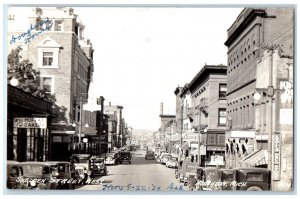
[76,150,187,192]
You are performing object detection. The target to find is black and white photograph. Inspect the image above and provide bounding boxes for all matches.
[1,1,297,197]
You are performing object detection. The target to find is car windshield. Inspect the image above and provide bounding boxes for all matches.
[78,158,89,163]
[222,172,234,181]
[50,165,66,173]
[171,157,178,161]
[94,159,104,163]
[22,165,44,177]
[206,170,220,181]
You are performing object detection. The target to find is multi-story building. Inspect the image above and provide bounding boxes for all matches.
[188,64,227,167]
[224,8,294,191]
[177,86,194,158]
[104,102,124,148]
[8,7,96,161]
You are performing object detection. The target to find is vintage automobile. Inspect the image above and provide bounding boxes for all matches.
[160,154,172,165]
[186,167,203,190]
[6,160,25,189]
[71,154,92,178]
[166,157,179,168]
[196,167,221,191]
[220,169,236,191]
[18,162,59,189]
[179,162,198,183]
[90,157,107,176]
[234,168,271,191]
[47,161,73,189]
[74,164,88,182]
[120,151,132,164]
[183,166,203,186]
[105,152,119,165]
[145,151,155,160]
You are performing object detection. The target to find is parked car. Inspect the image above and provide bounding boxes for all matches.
[105,152,119,165]
[160,154,172,165]
[145,151,155,160]
[120,151,132,164]
[19,162,59,189]
[74,164,88,182]
[166,157,179,168]
[90,157,107,176]
[196,167,221,191]
[187,167,203,191]
[6,160,25,189]
[183,166,203,187]
[71,154,92,178]
[179,162,198,183]
[220,169,236,191]
[234,168,271,191]
[47,161,73,189]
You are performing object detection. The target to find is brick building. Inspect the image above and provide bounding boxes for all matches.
[104,103,124,148]
[224,8,294,191]
[187,64,227,166]
[8,7,96,160]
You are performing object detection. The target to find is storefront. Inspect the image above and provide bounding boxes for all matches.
[7,85,55,162]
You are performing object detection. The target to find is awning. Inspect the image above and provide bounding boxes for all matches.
[190,145,206,155]
[179,142,189,150]
[241,150,268,167]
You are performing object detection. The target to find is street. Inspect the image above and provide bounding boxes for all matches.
[76,150,186,191]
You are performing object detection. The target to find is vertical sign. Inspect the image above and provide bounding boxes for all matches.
[273,132,281,180]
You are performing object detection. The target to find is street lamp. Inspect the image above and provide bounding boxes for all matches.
[10,77,19,86]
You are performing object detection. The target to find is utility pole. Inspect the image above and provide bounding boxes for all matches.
[198,108,201,167]
[79,95,83,153]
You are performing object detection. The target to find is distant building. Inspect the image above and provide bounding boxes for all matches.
[104,102,124,148]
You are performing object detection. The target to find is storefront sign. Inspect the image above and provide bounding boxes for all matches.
[13,117,47,128]
[273,133,281,181]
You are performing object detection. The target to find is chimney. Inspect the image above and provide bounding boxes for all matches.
[160,102,164,115]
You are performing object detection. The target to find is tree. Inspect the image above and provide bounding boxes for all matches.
[7,46,51,101]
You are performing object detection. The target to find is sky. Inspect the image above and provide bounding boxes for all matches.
[7,6,244,131]
[74,7,244,131]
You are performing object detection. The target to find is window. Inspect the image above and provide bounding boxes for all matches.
[217,134,225,145]
[41,76,53,93]
[37,37,61,68]
[218,108,227,125]
[54,21,63,31]
[42,52,53,66]
[207,134,216,145]
[219,84,227,99]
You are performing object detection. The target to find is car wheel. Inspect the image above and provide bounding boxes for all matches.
[247,186,263,191]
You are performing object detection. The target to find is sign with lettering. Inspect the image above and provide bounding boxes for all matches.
[273,133,281,181]
[13,117,47,129]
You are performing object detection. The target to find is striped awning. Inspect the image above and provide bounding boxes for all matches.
[241,150,268,167]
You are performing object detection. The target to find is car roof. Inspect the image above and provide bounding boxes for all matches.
[7,160,20,165]
[72,154,91,157]
[235,167,271,172]
[44,161,71,165]
[18,161,52,166]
